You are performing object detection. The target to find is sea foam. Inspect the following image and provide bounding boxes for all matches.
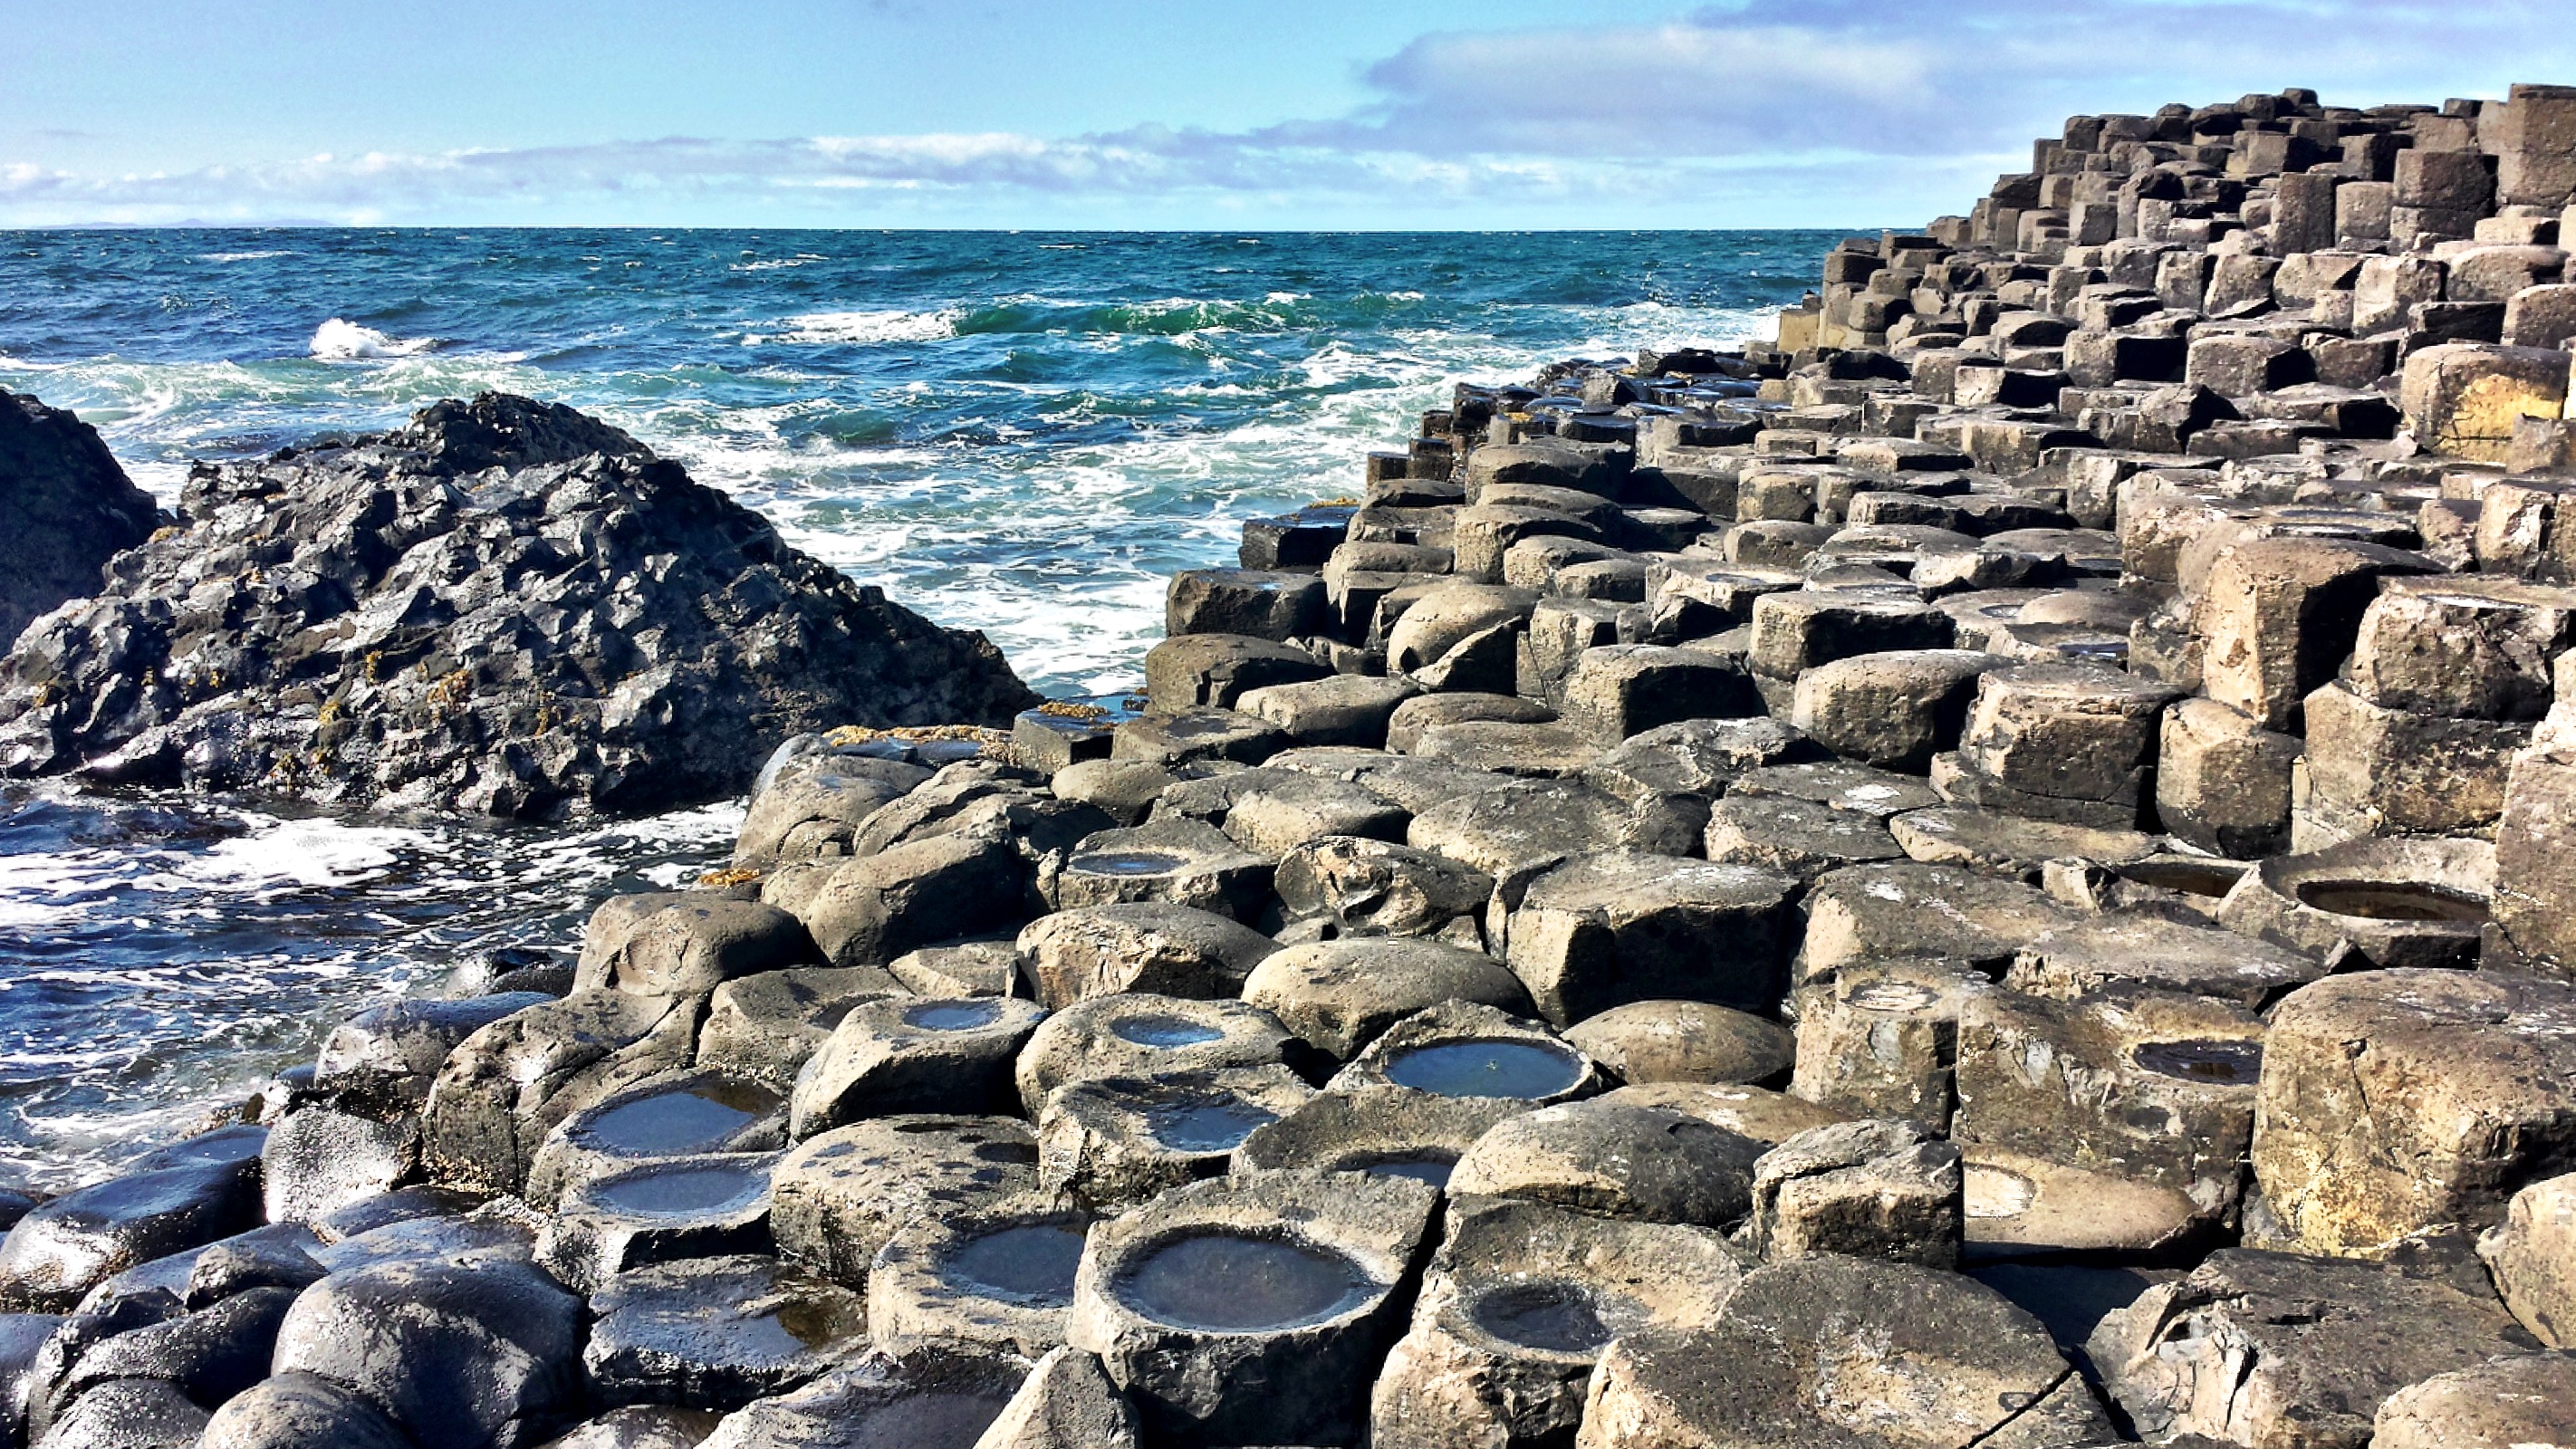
[310,318,437,360]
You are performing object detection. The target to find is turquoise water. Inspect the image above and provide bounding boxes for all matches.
[0,228,1829,1185]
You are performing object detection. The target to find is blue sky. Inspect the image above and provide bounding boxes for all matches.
[5,0,2574,229]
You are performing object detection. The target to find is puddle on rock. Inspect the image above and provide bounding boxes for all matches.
[942,1223,1088,1305]
[1072,851,1189,878]
[1467,1280,1615,1354]
[1383,1039,1583,1099]
[2295,880,2490,924]
[586,1080,777,1156]
[1148,1099,1277,1153]
[590,1161,768,1216]
[1116,1231,1370,1331]
[1111,1014,1226,1048]
[904,1000,1006,1032]
[2133,1038,2264,1085]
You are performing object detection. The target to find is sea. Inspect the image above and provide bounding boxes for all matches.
[0,227,1832,1187]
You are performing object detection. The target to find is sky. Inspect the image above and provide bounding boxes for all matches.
[5,0,2575,230]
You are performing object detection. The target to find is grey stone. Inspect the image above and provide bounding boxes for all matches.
[586,1254,866,1410]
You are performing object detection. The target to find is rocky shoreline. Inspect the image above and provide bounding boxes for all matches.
[1,82,2575,1449]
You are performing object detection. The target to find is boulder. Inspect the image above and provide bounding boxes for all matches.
[1581,1255,2112,1448]
[1013,904,1274,1010]
[2089,1249,2540,1449]
[2481,1171,2576,1348]
[0,393,1033,816]
[2253,969,2576,1257]
[0,1127,266,1311]
[575,895,813,997]
[697,1346,1027,1449]
[0,390,158,649]
[1562,999,1793,1086]
[2373,1352,2576,1449]
[272,1255,584,1449]
[769,1117,1037,1287]
[868,1204,1091,1358]
[1506,851,1800,1023]
[1448,1100,1764,1227]
[1242,937,1533,1058]
[790,997,1048,1137]
[197,1371,414,1449]
[1011,993,1301,1118]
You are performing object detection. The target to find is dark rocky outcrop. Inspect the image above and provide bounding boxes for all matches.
[0,389,159,648]
[0,393,1035,818]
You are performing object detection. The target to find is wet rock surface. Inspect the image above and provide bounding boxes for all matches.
[0,389,159,650]
[0,393,1033,817]
[31,77,2576,1447]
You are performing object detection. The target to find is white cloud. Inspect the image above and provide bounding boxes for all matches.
[5,1,2572,225]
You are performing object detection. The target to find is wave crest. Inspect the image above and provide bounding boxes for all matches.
[767,309,961,345]
[310,318,437,360]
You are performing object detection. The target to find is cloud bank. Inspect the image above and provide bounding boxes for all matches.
[7,0,2573,226]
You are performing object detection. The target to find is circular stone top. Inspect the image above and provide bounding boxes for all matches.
[1114,1231,1371,1332]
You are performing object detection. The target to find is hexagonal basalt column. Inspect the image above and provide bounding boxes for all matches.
[1066,1170,1437,1447]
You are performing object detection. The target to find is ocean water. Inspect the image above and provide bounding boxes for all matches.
[0,228,1830,1186]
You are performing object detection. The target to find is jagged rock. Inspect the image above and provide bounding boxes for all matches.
[965,1347,1138,1449]
[1741,1118,1962,1267]
[0,393,1033,816]
[2088,1249,2539,1449]
[0,390,158,649]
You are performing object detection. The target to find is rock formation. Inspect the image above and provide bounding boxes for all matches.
[13,81,2576,1449]
[0,393,1036,817]
[0,389,158,648]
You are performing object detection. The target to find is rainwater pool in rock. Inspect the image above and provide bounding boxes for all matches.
[1118,1232,1372,1331]
[1383,1039,1585,1099]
